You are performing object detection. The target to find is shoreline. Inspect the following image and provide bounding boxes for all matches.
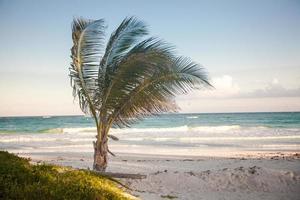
[12,150,300,200]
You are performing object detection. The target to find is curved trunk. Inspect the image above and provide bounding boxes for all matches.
[93,128,109,172]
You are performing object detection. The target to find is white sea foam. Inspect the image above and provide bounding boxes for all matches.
[1,124,300,155]
[186,116,199,119]
[43,125,245,135]
[112,126,189,134]
[42,126,190,134]
[191,125,241,132]
[42,116,52,119]
[178,135,300,141]
[42,127,96,134]
[7,125,300,139]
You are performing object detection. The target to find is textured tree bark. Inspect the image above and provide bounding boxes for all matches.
[93,132,108,172]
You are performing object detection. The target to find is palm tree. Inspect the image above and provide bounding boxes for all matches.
[70,17,211,172]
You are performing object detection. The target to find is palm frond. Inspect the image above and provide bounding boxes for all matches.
[103,39,211,127]
[98,17,148,110]
[101,38,173,115]
[101,16,148,68]
[70,18,105,115]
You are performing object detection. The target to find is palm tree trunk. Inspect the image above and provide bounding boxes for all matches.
[93,128,108,172]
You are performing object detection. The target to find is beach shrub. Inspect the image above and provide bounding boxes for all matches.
[0,151,133,200]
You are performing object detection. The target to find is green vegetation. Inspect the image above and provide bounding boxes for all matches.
[0,151,134,200]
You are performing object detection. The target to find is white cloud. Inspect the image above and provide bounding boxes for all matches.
[272,78,279,85]
[179,75,240,99]
[240,79,300,98]
[177,75,300,113]
[178,97,300,113]
[210,75,240,97]
[179,75,300,101]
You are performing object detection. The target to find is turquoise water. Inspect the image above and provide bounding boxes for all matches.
[1,112,300,155]
[1,112,300,133]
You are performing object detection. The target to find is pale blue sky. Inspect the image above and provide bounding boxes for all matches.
[0,0,300,116]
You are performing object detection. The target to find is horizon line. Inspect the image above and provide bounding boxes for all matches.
[1,111,300,118]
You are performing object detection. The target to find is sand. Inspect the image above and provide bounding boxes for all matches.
[16,151,300,200]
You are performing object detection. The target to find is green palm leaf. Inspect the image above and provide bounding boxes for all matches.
[70,18,105,115]
[98,17,148,110]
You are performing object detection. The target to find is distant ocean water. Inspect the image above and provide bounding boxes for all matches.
[0,112,300,155]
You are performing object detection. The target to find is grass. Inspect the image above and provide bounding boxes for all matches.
[0,151,135,200]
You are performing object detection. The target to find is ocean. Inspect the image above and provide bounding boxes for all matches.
[1,112,300,156]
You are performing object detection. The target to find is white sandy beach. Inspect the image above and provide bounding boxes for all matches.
[16,150,300,200]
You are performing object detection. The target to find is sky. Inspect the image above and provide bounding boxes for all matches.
[0,0,300,116]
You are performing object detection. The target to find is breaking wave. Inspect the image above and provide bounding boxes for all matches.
[33,125,300,138]
[39,125,245,134]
